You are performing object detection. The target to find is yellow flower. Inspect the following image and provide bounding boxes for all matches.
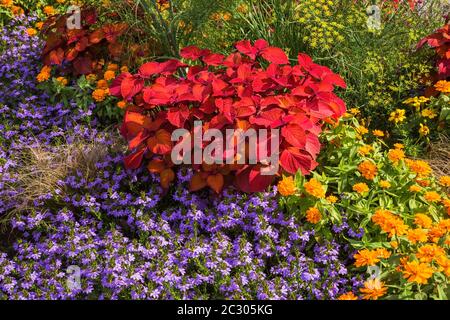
[304,178,325,198]
[409,185,422,193]
[421,109,437,119]
[92,89,108,102]
[1,0,13,7]
[407,228,428,244]
[418,123,429,136]
[414,213,432,229]
[358,160,377,180]
[360,278,387,300]
[388,148,405,164]
[436,256,450,277]
[306,207,321,224]
[43,5,56,16]
[120,66,129,73]
[424,191,441,203]
[439,176,450,187]
[379,180,391,189]
[389,109,406,124]
[394,143,404,149]
[337,292,358,300]
[26,28,37,36]
[35,22,44,30]
[86,74,97,82]
[372,130,384,137]
[350,108,360,115]
[356,125,369,135]
[358,144,373,156]
[277,176,296,196]
[107,63,119,71]
[435,80,450,93]
[353,183,369,194]
[56,77,68,86]
[326,195,338,203]
[103,70,116,81]
[402,260,434,284]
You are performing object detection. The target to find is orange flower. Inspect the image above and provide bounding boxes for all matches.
[358,144,373,156]
[416,179,430,187]
[92,89,108,102]
[439,176,450,187]
[326,195,338,203]
[304,178,325,198]
[402,260,434,284]
[409,185,422,193]
[36,65,51,82]
[394,143,404,149]
[435,80,450,93]
[436,256,450,277]
[372,209,408,237]
[416,244,445,263]
[407,229,428,244]
[405,159,432,178]
[117,100,127,109]
[358,160,377,180]
[120,66,129,73]
[414,213,432,229]
[372,130,384,137]
[337,292,358,300]
[427,225,446,243]
[375,248,391,259]
[388,149,405,164]
[104,70,116,81]
[56,77,68,86]
[360,279,387,300]
[277,176,296,196]
[424,191,441,203]
[306,207,321,224]
[43,5,56,16]
[97,80,109,89]
[107,63,119,71]
[26,28,37,36]
[353,183,369,194]
[35,21,44,30]
[86,74,97,82]
[354,249,380,267]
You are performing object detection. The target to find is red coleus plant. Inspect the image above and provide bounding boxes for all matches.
[41,7,127,75]
[417,24,450,81]
[111,39,346,193]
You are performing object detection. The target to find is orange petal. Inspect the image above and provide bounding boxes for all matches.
[207,173,224,194]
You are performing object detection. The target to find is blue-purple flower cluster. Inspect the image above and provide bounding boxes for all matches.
[0,17,365,300]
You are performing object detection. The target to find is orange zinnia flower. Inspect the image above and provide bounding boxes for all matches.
[360,279,387,300]
[358,160,378,180]
[337,292,358,300]
[306,207,321,224]
[402,260,434,284]
[304,178,325,198]
[277,176,296,196]
[353,183,369,194]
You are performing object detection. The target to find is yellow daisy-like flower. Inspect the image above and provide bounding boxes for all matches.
[120,66,129,73]
[56,77,68,86]
[379,180,391,189]
[350,108,360,115]
[419,123,430,137]
[277,176,296,196]
[389,109,406,124]
[409,185,422,193]
[405,159,432,178]
[421,109,437,119]
[424,191,441,203]
[356,125,369,135]
[353,249,380,267]
[407,228,428,244]
[394,143,404,149]
[414,213,432,229]
[86,74,97,82]
[43,5,56,16]
[358,144,373,156]
[326,195,338,203]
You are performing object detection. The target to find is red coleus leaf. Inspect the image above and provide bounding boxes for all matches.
[147,129,173,155]
[49,48,64,65]
[89,28,104,44]
[202,53,225,66]
[281,124,306,148]
[121,75,144,101]
[72,56,92,75]
[102,23,128,43]
[235,165,274,193]
[207,173,224,194]
[167,104,190,128]
[189,172,208,191]
[180,45,210,60]
[261,47,289,65]
[109,72,129,97]
[124,148,146,170]
[280,147,318,175]
[235,40,258,60]
[160,168,175,189]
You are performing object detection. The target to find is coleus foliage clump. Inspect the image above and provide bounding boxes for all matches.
[111,39,347,193]
[41,7,127,75]
[417,24,450,81]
